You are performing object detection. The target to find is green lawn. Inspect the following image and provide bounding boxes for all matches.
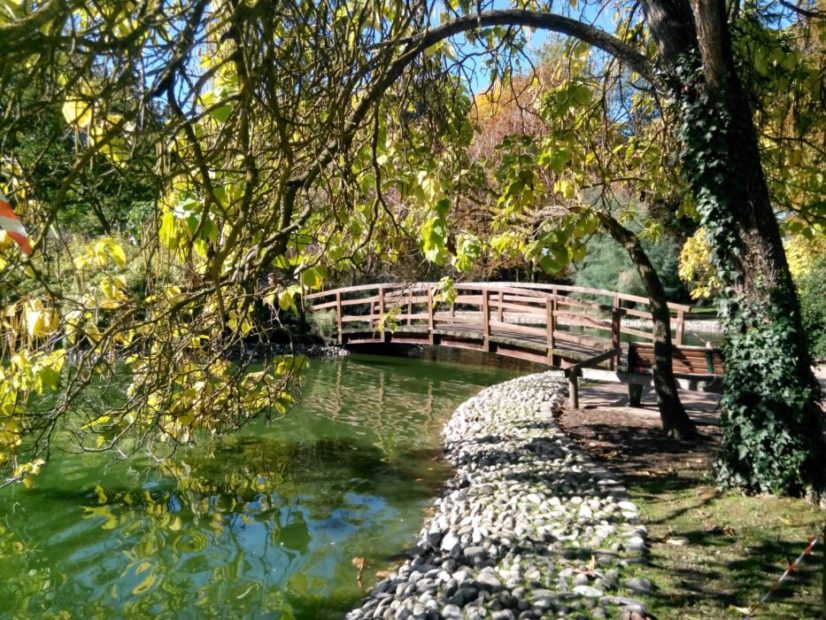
[627,474,825,618]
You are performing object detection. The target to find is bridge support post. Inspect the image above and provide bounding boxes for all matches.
[482,289,490,352]
[676,308,685,345]
[335,292,343,344]
[611,307,622,370]
[427,287,434,345]
[546,298,556,365]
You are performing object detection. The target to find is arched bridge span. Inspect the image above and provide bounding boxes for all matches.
[305,282,723,406]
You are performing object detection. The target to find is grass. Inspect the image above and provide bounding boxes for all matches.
[626,472,825,619]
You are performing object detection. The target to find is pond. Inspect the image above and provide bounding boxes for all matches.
[0,351,531,619]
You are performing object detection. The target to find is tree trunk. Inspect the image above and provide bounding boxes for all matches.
[598,213,698,440]
[641,0,825,493]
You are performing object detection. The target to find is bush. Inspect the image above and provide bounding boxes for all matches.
[796,257,826,360]
[573,232,687,301]
[307,310,337,341]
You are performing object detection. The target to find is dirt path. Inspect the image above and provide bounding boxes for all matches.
[555,381,722,485]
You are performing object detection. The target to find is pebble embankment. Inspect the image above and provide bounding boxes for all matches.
[347,371,651,620]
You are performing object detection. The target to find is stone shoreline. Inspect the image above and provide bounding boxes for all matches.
[347,371,651,620]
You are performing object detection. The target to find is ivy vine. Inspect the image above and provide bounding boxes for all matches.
[674,53,823,494]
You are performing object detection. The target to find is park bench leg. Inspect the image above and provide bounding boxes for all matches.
[568,375,579,410]
[628,383,643,407]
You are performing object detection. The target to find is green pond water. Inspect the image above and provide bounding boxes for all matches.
[0,351,531,619]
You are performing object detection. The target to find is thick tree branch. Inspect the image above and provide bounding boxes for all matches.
[279,8,654,235]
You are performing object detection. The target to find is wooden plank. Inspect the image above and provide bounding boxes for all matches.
[565,348,621,375]
[569,372,580,409]
[385,298,429,309]
[488,320,547,338]
[341,316,374,324]
[553,330,612,351]
[581,368,723,393]
[501,293,549,306]
[454,294,483,305]
[554,314,612,331]
[309,300,340,310]
[305,283,402,299]
[581,368,652,387]
[434,314,481,325]
[633,343,721,353]
[340,296,380,308]
[622,307,655,320]
[439,338,484,352]
[489,299,547,315]
[393,313,432,323]
[391,324,430,333]
[497,290,504,322]
[388,336,431,345]
[493,346,552,365]
[490,335,548,353]
[620,326,656,340]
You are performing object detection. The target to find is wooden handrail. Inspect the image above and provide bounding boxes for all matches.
[306,281,692,312]
[304,281,695,360]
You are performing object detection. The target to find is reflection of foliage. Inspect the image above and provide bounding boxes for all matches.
[0,355,497,616]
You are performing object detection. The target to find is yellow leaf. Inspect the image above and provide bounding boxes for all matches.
[110,242,126,268]
[62,99,92,127]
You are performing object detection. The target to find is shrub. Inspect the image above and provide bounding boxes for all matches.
[573,232,687,301]
[796,257,826,360]
[307,310,337,341]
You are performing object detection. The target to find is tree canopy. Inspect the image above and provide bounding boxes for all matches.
[1,0,824,494]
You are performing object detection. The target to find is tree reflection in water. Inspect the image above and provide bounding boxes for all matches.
[0,352,526,617]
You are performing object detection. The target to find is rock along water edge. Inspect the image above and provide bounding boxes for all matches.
[346,371,650,620]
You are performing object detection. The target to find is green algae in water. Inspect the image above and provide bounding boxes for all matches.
[0,352,527,619]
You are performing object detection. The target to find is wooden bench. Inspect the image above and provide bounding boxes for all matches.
[574,342,725,408]
[625,342,724,405]
[627,342,724,376]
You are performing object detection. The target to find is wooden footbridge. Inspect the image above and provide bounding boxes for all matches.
[305,282,723,406]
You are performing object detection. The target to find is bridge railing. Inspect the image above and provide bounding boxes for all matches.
[305,281,689,351]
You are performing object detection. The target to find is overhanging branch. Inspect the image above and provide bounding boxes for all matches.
[278,8,655,248]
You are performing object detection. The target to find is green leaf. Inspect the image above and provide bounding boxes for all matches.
[209,104,233,123]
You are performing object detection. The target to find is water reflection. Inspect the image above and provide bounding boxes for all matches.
[0,353,525,619]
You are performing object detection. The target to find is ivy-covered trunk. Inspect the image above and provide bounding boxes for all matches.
[642,0,825,494]
[598,213,698,440]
